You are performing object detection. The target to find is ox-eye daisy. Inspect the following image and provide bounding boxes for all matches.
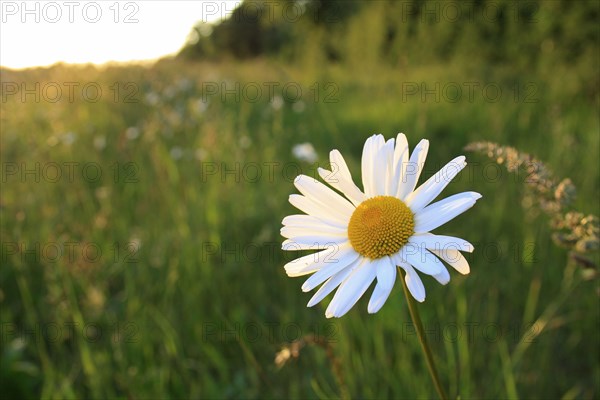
[282,134,482,318]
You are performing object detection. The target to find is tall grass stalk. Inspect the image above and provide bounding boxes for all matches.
[400,269,447,400]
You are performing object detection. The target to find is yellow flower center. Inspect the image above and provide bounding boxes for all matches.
[348,196,414,259]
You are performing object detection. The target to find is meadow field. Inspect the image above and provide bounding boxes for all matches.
[1,1,599,399]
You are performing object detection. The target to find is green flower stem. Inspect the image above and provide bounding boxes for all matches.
[400,269,448,400]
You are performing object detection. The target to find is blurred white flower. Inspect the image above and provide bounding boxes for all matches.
[170,146,184,160]
[177,78,193,91]
[129,236,142,252]
[61,132,77,145]
[239,135,252,149]
[270,95,284,111]
[164,85,177,99]
[93,135,106,150]
[95,186,110,200]
[145,91,160,106]
[194,98,209,114]
[125,127,140,141]
[292,143,318,163]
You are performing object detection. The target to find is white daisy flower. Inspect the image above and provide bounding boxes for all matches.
[281,134,482,318]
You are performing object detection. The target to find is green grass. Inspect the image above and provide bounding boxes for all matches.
[1,58,598,399]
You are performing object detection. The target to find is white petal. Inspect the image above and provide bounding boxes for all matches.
[383,138,396,195]
[397,139,429,199]
[282,214,336,230]
[368,257,397,313]
[387,133,409,197]
[406,156,467,212]
[282,239,347,251]
[377,138,395,196]
[329,149,353,182]
[318,167,367,207]
[284,247,338,276]
[319,148,366,206]
[294,174,355,217]
[409,233,474,253]
[325,258,376,318]
[401,244,445,275]
[307,264,356,307]
[375,256,395,291]
[361,134,385,197]
[414,192,482,233]
[280,225,347,239]
[400,262,426,302]
[429,248,470,274]
[367,281,393,314]
[361,136,375,197]
[432,265,450,284]
[301,247,360,292]
[288,194,348,228]
[283,235,347,249]
[292,178,352,222]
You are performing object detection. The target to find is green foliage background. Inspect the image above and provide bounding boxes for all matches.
[1,0,599,398]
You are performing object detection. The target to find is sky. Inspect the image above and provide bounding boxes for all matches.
[0,0,239,69]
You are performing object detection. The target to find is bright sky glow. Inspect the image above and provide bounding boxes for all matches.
[0,0,239,69]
